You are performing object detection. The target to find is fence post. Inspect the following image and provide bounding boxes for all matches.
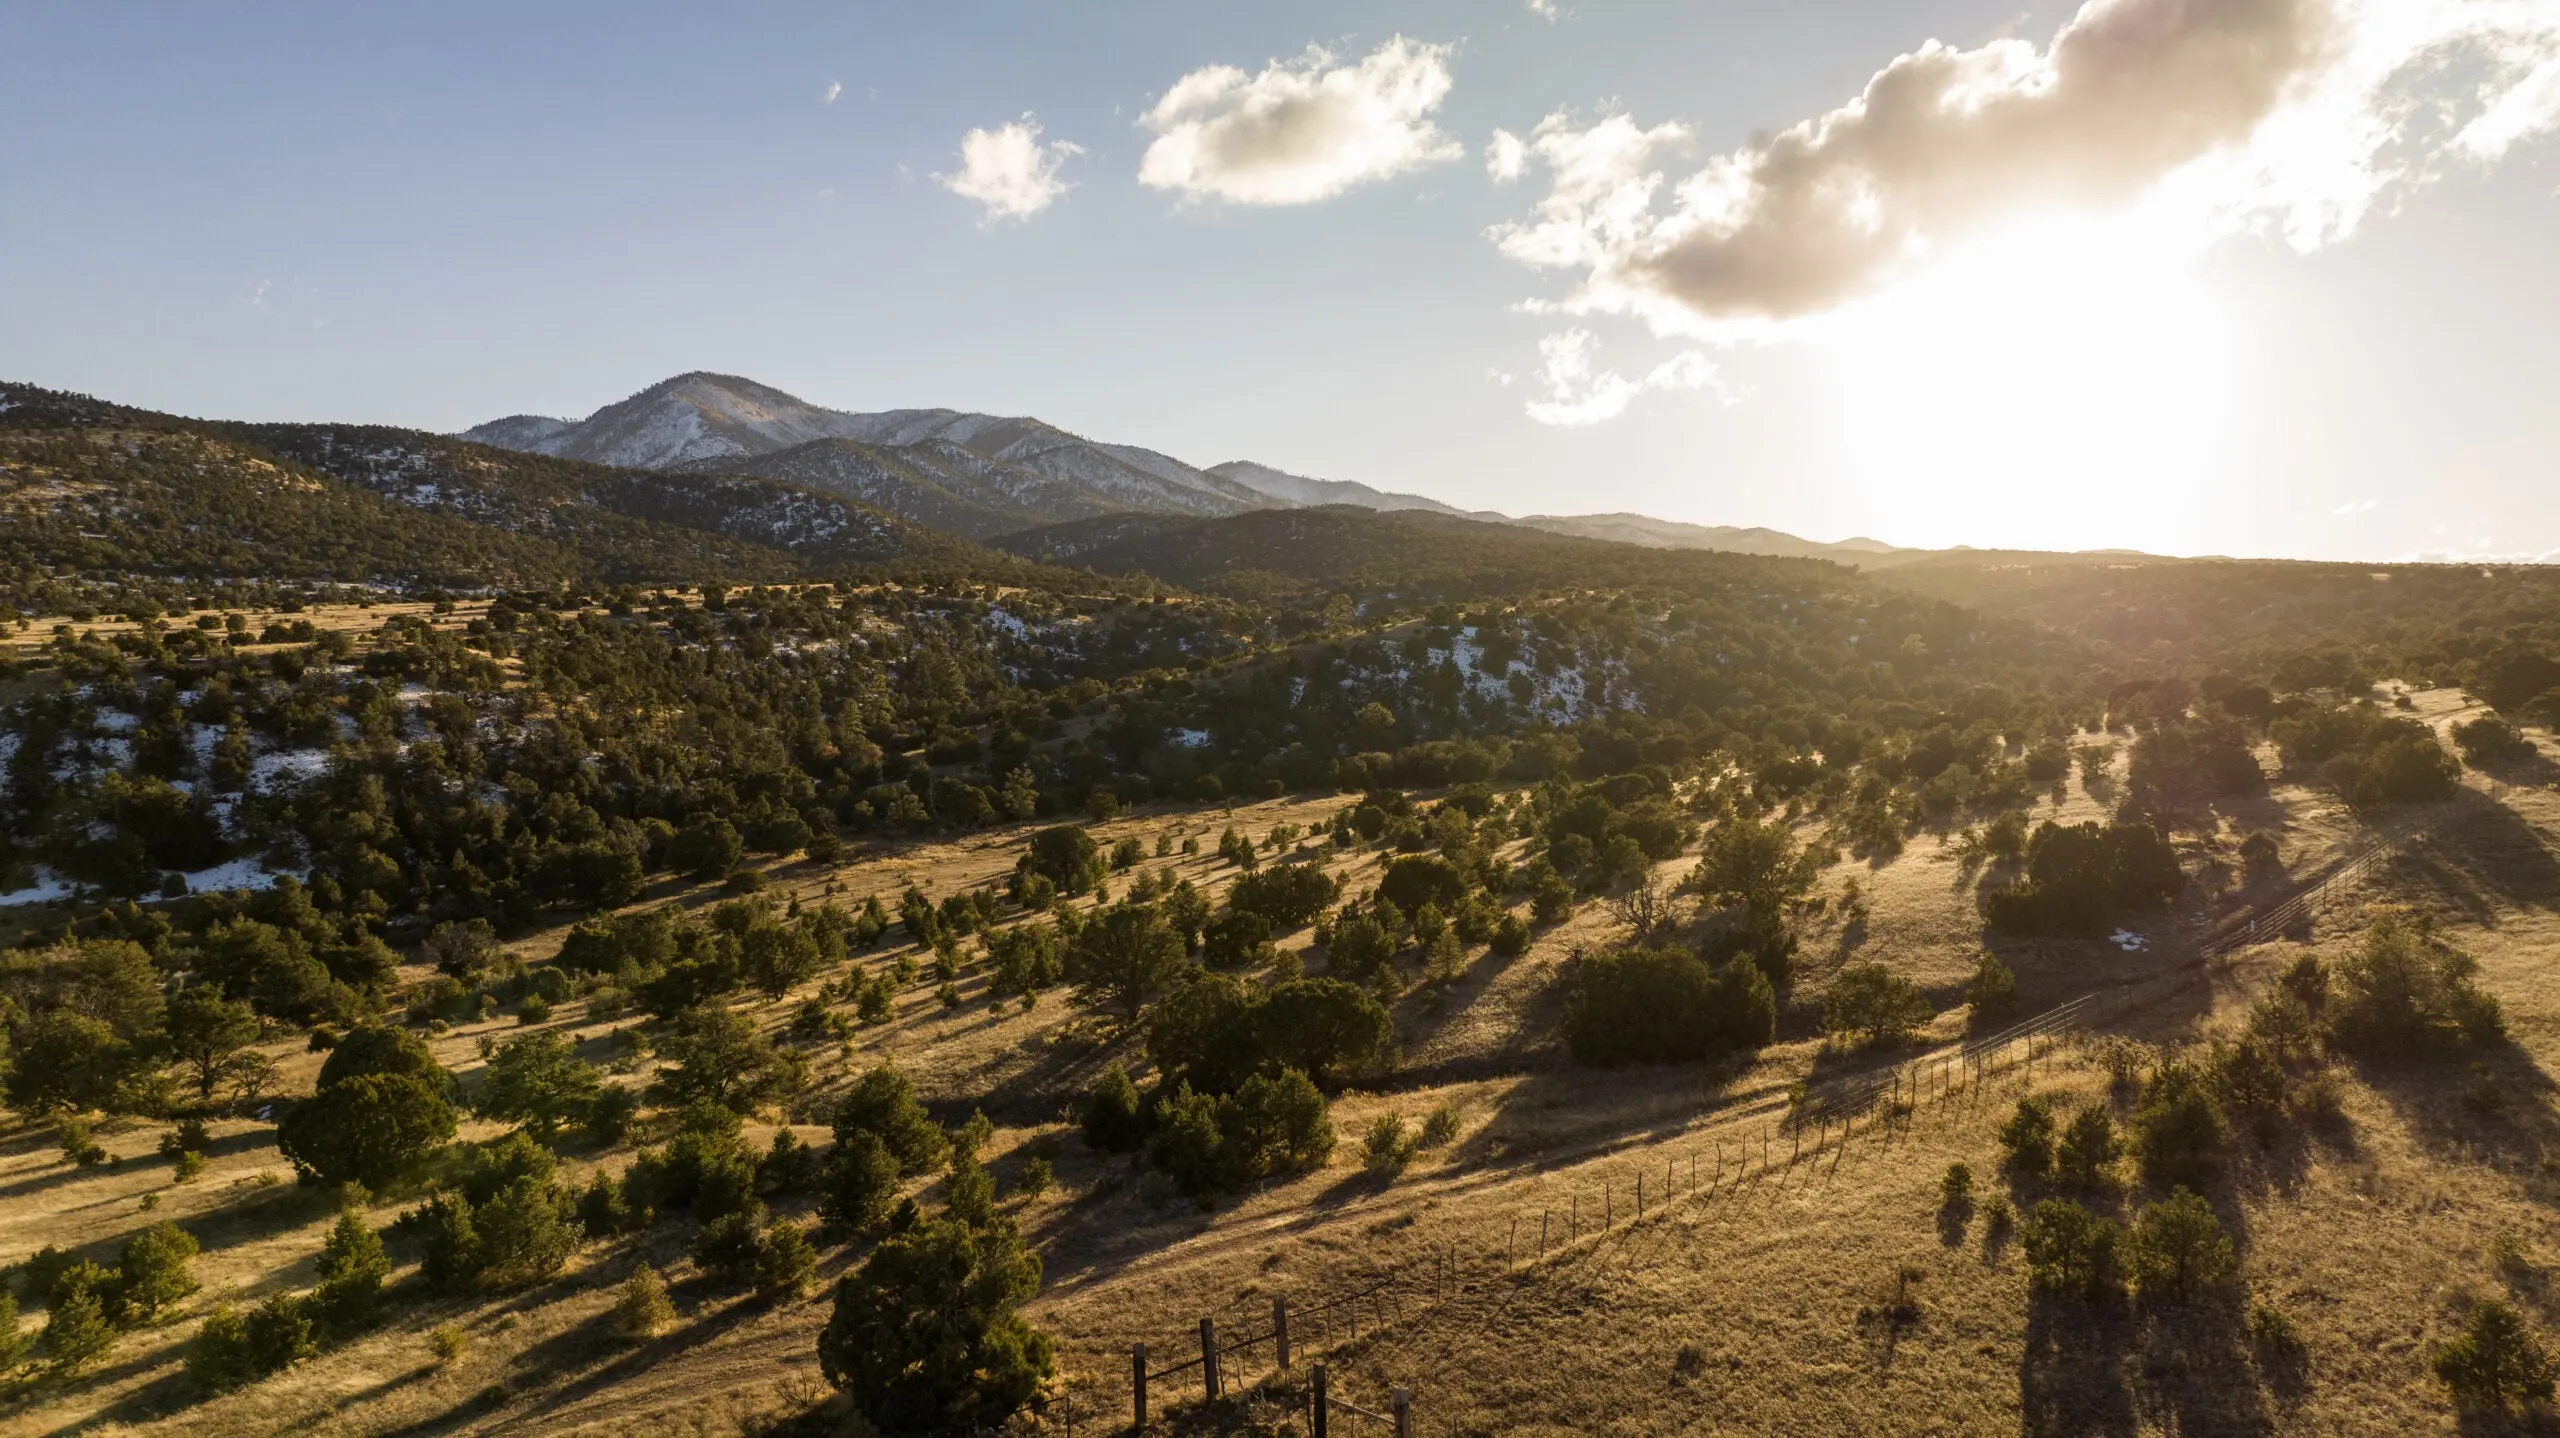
[1509,1215,1517,1264]
[1540,1209,1549,1254]
[1393,1387,1413,1438]
[1201,1318,1220,1400]
[1312,1364,1329,1438]
[1274,1297,1290,1370]
[1637,1172,1644,1216]
[1605,1181,1613,1226]
[1131,1343,1147,1433]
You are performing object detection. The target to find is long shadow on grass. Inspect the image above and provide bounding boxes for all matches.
[2020,1295,2137,1438]
[2378,791,2560,924]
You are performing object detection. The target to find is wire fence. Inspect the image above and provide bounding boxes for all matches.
[974,803,2446,1434]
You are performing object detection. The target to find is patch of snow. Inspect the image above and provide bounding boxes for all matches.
[249,749,332,791]
[1171,728,1212,749]
[0,869,76,907]
[2110,929,2147,952]
[94,708,141,735]
[179,857,298,895]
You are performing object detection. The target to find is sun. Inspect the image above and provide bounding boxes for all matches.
[1821,215,2238,555]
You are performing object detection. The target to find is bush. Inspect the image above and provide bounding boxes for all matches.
[817,1218,1054,1433]
[616,1264,676,1340]
[819,1131,902,1231]
[112,1222,199,1324]
[833,1065,948,1175]
[2455,714,2538,768]
[2327,913,2505,1056]
[2056,1106,2120,1190]
[1822,963,1931,1047]
[41,1273,115,1373]
[1080,1066,1147,1153]
[277,1072,457,1189]
[2127,1188,2234,1301]
[2131,1062,2226,1190]
[1965,953,2018,1026]
[1226,865,1340,930]
[1561,948,1774,1065]
[1488,913,1530,958]
[1999,1097,2056,1180]
[1148,975,1392,1095]
[312,1209,389,1333]
[1020,826,1105,897]
[1363,1114,1416,1178]
[2436,1300,2556,1412]
[757,1220,817,1302]
[1016,1155,1053,1197]
[693,1209,767,1283]
[2020,1198,2124,1300]
[1981,821,2183,938]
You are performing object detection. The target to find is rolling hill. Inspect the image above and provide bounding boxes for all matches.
[0,380,1037,593]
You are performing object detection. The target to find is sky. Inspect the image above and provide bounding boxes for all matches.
[3,0,2558,561]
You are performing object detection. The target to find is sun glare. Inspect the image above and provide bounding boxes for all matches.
[1824,217,2236,554]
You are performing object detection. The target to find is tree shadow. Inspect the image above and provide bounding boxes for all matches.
[2019,1297,2136,1438]
[2129,1295,2275,1438]
[2353,1043,2560,1177]
[2377,791,2560,924]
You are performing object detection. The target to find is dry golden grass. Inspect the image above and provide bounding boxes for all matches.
[8,690,2560,1435]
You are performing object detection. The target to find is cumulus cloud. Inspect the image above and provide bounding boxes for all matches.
[1493,0,2560,334]
[1139,37,1463,204]
[823,80,842,106]
[1522,328,1722,426]
[1529,0,1560,17]
[2334,497,2380,516]
[1487,128,1528,183]
[937,115,1083,223]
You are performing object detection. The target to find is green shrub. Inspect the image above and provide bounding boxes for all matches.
[1999,1097,2056,1180]
[617,1264,675,1340]
[817,1218,1053,1432]
[2127,1188,2234,1301]
[2020,1198,2124,1300]
[1080,1066,1146,1153]
[1363,1114,1415,1179]
[2436,1300,2555,1412]
[757,1221,817,1302]
[2056,1106,2120,1190]
[1561,947,1774,1065]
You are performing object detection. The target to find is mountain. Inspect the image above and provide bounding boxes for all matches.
[1206,460,1476,517]
[463,373,1273,533]
[0,380,1039,591]
[1513,513,1922,566]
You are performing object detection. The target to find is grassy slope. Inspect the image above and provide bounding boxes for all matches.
[6,693,2559,1435]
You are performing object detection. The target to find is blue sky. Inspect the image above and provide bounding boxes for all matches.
[4,0,2557,560]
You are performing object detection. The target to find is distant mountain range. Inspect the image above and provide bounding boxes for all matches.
[462,372,1923,564]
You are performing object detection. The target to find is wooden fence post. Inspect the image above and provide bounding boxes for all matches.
[1311,1364,1329,1438]
[1393,1387,1413,1438]
[1540,1209,1549,1253]
[1201,1317,1220,1400]
[1274,1297,1290,1371]
[1636,1172,1644,1216]
[1131,1343,1147,1433]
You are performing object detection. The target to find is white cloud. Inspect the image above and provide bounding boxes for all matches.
[2334,497,2380,516]
[1492,0,2560,335]
[937,115,1084,223]
[823,81,842,106]
[1139,37,1463,205]
[1522,328,1722,426]
[1487,128,1528,183]
[1529,0,1559,17]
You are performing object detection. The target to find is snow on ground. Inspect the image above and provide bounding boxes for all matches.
[93,708,140,734]
[249,749,333,791]
[180,857,297,895]
[1171,728,1212,748]
[0,869,76,907]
